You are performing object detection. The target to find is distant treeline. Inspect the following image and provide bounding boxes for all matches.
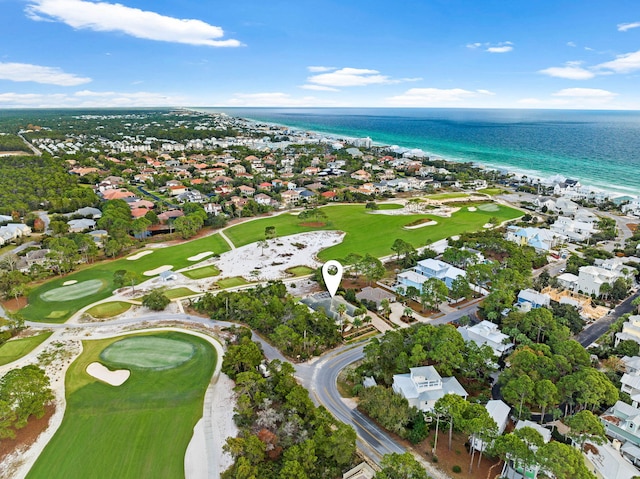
[0,134,30,152]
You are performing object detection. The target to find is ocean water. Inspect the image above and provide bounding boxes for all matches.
[202,108,640,196]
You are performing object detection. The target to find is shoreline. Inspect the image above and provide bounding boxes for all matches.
[196,107,640,198]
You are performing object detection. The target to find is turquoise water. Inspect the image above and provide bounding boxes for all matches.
[201,108,640,195]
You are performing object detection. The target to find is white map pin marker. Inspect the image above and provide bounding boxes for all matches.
[322,260,343,298]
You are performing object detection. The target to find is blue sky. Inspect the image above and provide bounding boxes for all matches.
[1,0,640,108]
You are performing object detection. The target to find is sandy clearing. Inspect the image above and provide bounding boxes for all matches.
[86,362,130,386]
[62,280,78,286]
[213,231,344,282]
[404,220,437,230]
[143,265,173,276]
[127,250,154,261]
[187,251,214,262]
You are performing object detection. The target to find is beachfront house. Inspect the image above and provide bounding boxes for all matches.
[392,366,468,412]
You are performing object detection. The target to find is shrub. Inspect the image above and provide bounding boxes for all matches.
[452,465,462,473]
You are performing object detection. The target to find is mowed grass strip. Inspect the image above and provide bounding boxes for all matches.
[0,332,53,366]
[23,232,230,323]
[163,287,198,300]
[181,265,220,280]
[224,204,521,261]
[426,192,470,200]
[286,266,315,276]
[216,276,249,289]
[27,331,216,479]
[86,301,132,319]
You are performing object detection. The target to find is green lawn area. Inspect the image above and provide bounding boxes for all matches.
[0,332,53,366]
[86,301,132,319]
[216,276,249,289]
[27,331,216,479]
[181,265,221,280]
[286,266,315,276]
[377,203,403,210]
[426,192,470,200]
[224,203,521,261]
[163,287,198,300]
[22,233,230,323]
[477,187,506,196]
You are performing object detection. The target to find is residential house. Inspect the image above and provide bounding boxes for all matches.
[553,179,581,196]
[281,189,300,206]
[601,401,640,466]
[203,203,223,216]
[396,258,466,292]
[505,226,565,252]
[622,197,640,217]
[550,216,597,243]
[584,440,640,479]
[501,420,551,479]
[517,289,551,309]
[168,185,188,196]
[67,218,96,233]
[238,185,256,197]
[350,169,371,181]
[342,462,375,479]
[392,366,468,412]
[0,223,32,245]
[458,321,514,357]
[355,286,396,309]
[471,400,511,452]
[623,356,640,375]
[576,258,636,297]
[616,316,640,349]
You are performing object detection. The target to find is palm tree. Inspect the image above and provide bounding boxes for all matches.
[403,306,413,319]
[380,299,391,319]
[353,318,363,330]
[336,303,347,335]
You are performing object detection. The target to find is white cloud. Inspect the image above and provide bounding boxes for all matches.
[25,0,241,47]
[299,84,339,91]
[552,88,617,98]
[0,62,91,86]
[386,88,493,106]
[595,49,640,73]
[539,62,595,80]
[307,66,335,72]
[567,41,577,47]
[618,22,640,32]
[224,92,340,107]
[306,67,420,88]
[467,41,513,53]
[0,90,184,108]
[487,45,513,53]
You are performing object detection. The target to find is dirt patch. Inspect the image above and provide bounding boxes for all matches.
[299,222,327,227]
[628,223,638,233]
[0,404,55,465]
[1,297,27,312]
[415,429,500,479]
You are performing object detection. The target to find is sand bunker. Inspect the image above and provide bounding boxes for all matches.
[62,280,78,286]
[483,223,494,228]
[468,207,477,212]
[143,265,173,276]
[127,250,154,261]
[188,251,214,261]
[86,362,130,386]
[404,220,437,230]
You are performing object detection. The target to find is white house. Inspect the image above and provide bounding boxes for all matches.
[616,316,640,349]
[584,440,640,479]
[471,400,511,452]
[576,258,635,297]
[501,420,552,479]
[458,321,514,357]
[550,216,597,243]
[396,258,466,293]
[392,366,468,412]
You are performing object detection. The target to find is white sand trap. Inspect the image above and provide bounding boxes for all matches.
[86,362,130,386]
[483,223,494,228]
[468,206,477,212]
[127,250,154,261]
[188,251,214,262]
[404,220,437,230]
[62,280,78,286]
[143,265,173,276]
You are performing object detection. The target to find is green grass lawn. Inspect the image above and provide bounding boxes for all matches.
[477,187,506,196]
[426,192,470,200]
[224,204,521,261]
[86,301,132,319]
[27,331,216,479]
[163,287,198,300]
[377,203,404,210]
[0,332,53,366]
[181,265,221,280]
[285,266,315,276]
[22,233,230,323]
[216,276,249,289]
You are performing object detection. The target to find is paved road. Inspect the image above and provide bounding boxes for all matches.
[576,291,640,347]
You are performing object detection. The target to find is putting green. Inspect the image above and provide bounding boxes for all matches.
[100,337,195,370]
[40,279,106,302]
[477,203,500,212]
